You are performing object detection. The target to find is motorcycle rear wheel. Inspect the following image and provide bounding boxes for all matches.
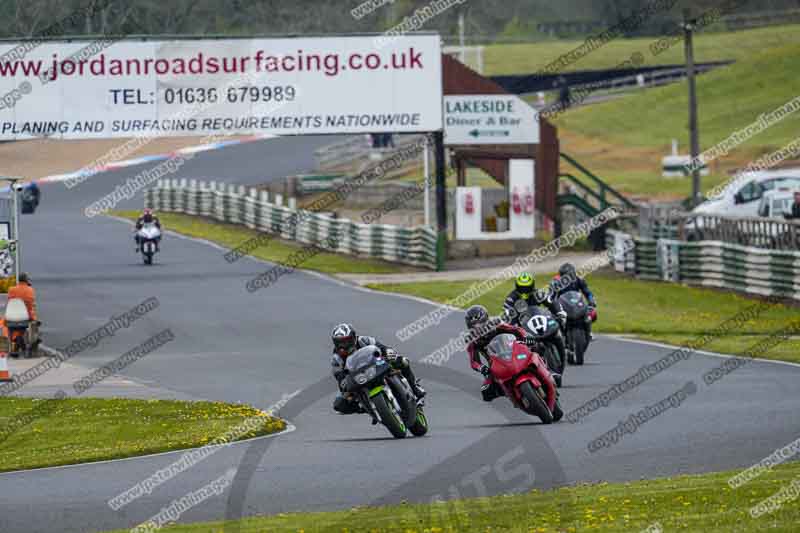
[409,407,429,437]
[519,381,553,424]
[372,392,407,438]
[552,398,564,422]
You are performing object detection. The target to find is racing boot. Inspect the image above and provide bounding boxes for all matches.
[398,360,426,400]
[412,379,426,400]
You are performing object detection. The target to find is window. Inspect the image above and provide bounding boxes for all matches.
[737,181,763,203]
[763,177,800,193]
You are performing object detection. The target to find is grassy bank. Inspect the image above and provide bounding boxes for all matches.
[114,211,410,275]
[369,271,800,363]
[554,43,800,198]
[0,397,285,472]
[103,459,800,532]
[483,23,800,76]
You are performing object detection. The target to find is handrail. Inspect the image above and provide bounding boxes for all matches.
[557,193,600,218]
[559,173,607,208]
[559,153,636,211]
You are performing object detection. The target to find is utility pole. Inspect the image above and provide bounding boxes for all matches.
[683,8,701,207]
[434,131,447,271]
[458,11,465,48]
[3,177,22,280]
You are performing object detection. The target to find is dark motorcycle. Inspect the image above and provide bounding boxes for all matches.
[21,186,39,214]
[506,299,565,387]
[341,345,428,439]
[558,290,593,365]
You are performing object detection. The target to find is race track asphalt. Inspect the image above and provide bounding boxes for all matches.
[1,135,798,533]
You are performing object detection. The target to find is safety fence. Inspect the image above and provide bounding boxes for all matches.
[634,206,800,252]
[145,179,438,270]
[314,134,427,177]
[679,214,800,251]
[607,229,800,300]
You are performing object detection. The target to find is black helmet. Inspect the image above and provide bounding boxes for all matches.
[559,263,576,278]
[331,323,357,357]
[18,272,30,284]
[465,305,490,331]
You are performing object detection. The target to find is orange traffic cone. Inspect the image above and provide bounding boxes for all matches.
[0,351,13,382]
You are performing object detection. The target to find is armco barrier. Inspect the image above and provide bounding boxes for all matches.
[145,179,438,270]
[607,229,800,300]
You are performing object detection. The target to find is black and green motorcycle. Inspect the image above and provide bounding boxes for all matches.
[342,345,428,439]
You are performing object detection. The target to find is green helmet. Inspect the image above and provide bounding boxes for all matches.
[515,272,534,298]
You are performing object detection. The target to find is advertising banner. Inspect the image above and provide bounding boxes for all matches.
[0,35,443,140]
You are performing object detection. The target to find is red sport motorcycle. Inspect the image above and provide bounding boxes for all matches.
[484,333,563,424]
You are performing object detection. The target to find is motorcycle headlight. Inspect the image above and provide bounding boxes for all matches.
[355,366,377,384]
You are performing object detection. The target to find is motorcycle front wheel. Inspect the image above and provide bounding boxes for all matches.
[372,392,407,438]
[519,381,553,424]
[571,328,587,365]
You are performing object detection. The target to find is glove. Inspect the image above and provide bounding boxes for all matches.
[384,348,398,361]
[479,364,491,378]
[557,311,567,324]
[333,369,347,382]
[524,337,542,353]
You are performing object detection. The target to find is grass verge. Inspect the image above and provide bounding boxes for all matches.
[0,397,285,473]
[114,211,410,275]
[368,270,800,363]
[102,460,800,532]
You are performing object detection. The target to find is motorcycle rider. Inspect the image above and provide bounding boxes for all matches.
[8,272,37,322]
[6,272,41,356]
[134,208,162,252]
[330,323,425,415]
[503,272,568,376]
[23,181,40,211]
[550,262,597,341]
[465,305,554,402]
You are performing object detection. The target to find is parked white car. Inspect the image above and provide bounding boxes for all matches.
[692,168,800,217]
[684,169,800,241]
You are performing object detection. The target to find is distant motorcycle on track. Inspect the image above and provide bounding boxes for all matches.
[136,222,161,265]
[340,344,428,439]
[558,290,595,366]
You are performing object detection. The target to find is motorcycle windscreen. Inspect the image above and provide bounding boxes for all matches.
[560,291,586,320]
[345,345,379,373]
[485,333,517,361]
[524,312,559,337]
[140,223,161,239]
